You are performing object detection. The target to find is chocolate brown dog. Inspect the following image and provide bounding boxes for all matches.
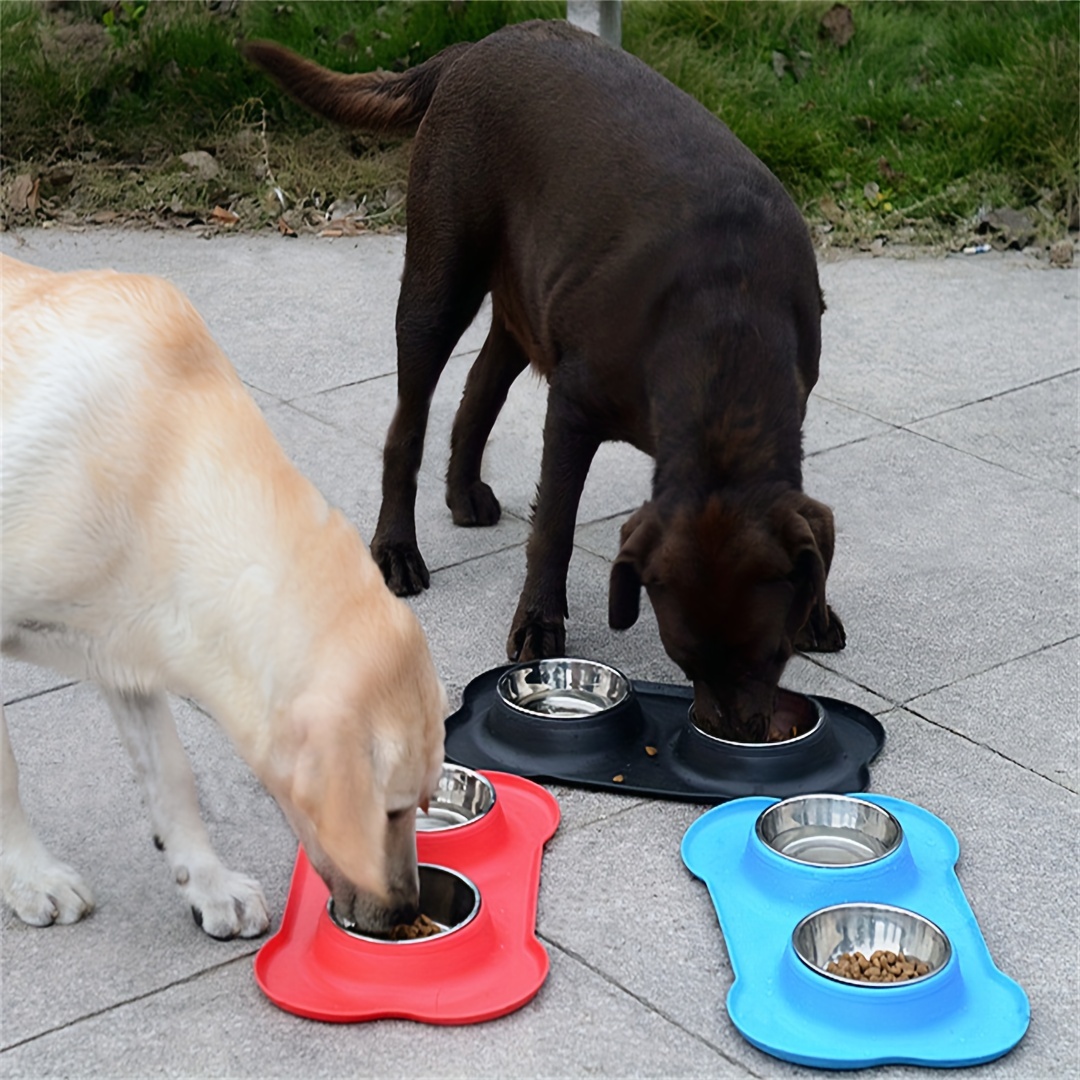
[245,19,846,742]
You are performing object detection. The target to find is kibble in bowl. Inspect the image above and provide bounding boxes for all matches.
[793,902,951,988]
[329,864,480,944]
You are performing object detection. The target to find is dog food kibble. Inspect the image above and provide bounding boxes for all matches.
[645,745,658,757]
[388,913,444,941]
[826,949,931,982]
[612,774,625,783]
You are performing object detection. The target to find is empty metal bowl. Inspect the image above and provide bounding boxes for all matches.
[416,764,496,832]
[793,902,952,987]
[497,658,631,718]
[756,794,903,866]
[689,689,823,746]
[329,864,481,943]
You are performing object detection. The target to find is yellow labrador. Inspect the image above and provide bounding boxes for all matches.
[1,253,446,938]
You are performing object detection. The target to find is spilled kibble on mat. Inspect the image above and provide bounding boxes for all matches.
[388,913,444,940]
[827,949,931,982]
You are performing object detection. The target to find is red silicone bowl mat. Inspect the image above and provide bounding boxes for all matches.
[253,771,560,1023]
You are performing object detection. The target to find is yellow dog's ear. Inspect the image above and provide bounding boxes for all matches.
[288,698,388,902]
[609,503,662,630]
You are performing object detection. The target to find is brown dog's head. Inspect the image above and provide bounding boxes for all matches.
[609,491,837,742]
[265,601,446,935]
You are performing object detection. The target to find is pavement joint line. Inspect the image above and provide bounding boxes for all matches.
[901,425,1080,493]
[900,366,1080,427]
[538,936,767,1079]
[900,633,1079,704]
[426,539,529,578]
[2,681,79,707]
[239,378,283,402]
[0,950,259,1055]
[549,795,653,836]
[799,654,905,713]
[803,426,902,460]
[289,370,395,402]
[279,345,485,407]
[894,701,1075,793]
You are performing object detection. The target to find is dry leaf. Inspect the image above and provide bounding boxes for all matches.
[1049,239,1074,268]
[209,205,239,225]
[277,216,297,238]
[819,195,846,225]
[179,150,220,181]
[9,174,40,214]
[877,156,905,183]
[820,4,855,48]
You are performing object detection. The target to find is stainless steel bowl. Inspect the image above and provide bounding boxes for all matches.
[497,658,631,718]
[756,794,902,866]
[793,902,952,987]
[689,690,823,746]
[416,764,496,832]
[329,864,480,943]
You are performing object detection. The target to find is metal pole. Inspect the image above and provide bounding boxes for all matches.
[566,0,622,47]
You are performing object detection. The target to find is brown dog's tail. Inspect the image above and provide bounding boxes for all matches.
[243,39,472,136]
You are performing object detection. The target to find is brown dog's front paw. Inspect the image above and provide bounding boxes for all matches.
[506,612,567,661]
[795,604,847,653]
[447,480,501,527]
[370,537,431,596]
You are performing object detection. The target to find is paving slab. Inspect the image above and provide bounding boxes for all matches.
[1,658,73,704]
[541,709,1078,1079]
[0,685,294,1048]
[908,370,1079,496]
[1,228,1075,1079]
[293,352,656,527]
[905,637,1079,791]
[0,230,491,398]
[803,428,1077,703]
[816,253,1079,424]
[867,709,1079,1079]
[260,398,531,565]
[0,945,754,1080]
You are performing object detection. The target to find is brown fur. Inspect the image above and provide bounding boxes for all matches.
[245,20,846,742]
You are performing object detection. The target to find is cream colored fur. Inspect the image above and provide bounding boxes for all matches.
[0,253,446,938]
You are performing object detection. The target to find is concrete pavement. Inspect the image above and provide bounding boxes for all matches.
[1,226,1076,1078]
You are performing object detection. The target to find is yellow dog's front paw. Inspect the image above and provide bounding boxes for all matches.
[178,859,270,940]
[1,848,95,927]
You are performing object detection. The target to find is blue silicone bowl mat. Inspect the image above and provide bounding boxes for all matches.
[681,794,1029,1069]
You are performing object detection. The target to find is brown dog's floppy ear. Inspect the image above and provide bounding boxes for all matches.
[774,494,834,637]
[609,503,661,630]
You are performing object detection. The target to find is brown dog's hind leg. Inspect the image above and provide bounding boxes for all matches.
[447,317,528,527]
[372,261,488,596]
[507,388,600,661]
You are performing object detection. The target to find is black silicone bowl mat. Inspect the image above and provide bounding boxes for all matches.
[444,666,885,804]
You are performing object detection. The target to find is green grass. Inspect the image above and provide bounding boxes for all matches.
[1,0,1076,247]
[628,0,1079,242]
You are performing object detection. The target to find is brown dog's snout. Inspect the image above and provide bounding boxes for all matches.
[692,679,778,744]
